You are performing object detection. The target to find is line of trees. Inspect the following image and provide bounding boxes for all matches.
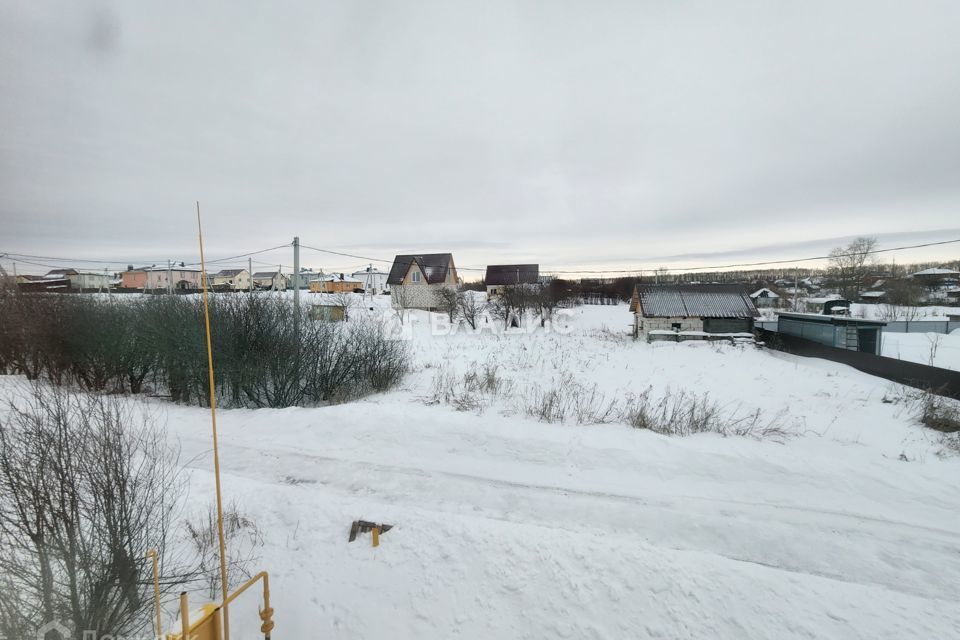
[468,281,574,329]
[0,293,408,408]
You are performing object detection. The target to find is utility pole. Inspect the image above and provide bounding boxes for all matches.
[248,257,253,293]
[167,259,173,295]
[793,267,799,311]
[292,236,301,337]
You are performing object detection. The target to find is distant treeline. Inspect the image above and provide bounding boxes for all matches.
[0,294,408,408]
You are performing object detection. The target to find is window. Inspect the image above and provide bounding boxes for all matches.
[411,270,421,283]
[671,322,682,331]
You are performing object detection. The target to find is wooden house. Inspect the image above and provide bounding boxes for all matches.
[309,273,364,293]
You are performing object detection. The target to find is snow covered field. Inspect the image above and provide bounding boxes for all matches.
[881,330,960,371]
[3,299,960,639]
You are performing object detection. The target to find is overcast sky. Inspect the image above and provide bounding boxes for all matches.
[2,1,959,276]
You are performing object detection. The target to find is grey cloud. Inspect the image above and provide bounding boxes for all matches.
[1,1,959,274]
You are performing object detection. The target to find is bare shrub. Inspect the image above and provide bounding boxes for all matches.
[0,382,185,639]
[514,379,791,438]
[0,294,409,409]
[523,385,571,423]
[885,385,960,434]
[918,393,960,433]
[424,363,511,413]
[622,388,788,439]
[185,500,264,600]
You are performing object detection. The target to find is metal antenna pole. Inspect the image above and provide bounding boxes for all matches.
[196,202,231,640]
[248,257,253,292]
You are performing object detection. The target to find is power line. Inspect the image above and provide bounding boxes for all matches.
[5,236,958,279]
[0,251,168,265]
[661,237,960,273]
[299,244,393,264]
[183,244,291,266]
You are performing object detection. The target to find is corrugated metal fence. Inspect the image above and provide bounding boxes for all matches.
[757,329,960,399]
[757,319,960,334]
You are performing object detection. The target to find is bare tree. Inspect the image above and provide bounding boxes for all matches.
[0,383,185,639]
[885,278,923,307]
[457,290,484,330]
[878,303,921,322]
[391,286,413,324]
[436,286,459,323]
[531,283,565,327]
[489,285,532,329]
[328,291,356,321]
[828,236,878,300]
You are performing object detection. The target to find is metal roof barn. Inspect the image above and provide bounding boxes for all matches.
[633,284,759,318]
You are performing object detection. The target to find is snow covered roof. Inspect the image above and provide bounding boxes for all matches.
[633,284,759,318]
[215,268,247,277]
[352,267,387,277]
[860,291,886,298]
[911,267,960,277]
[750,288,780,299]
[485,264,539,286]
[387,254,455,285]
[143,266,203,272]
[310,274,363,283]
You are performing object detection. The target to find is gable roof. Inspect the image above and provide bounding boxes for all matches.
[45,268,79,276]
[750,287,780,299]
[387,254,454,285]
[633,284,759,318]
[485,264,539,285]
[252,271,285,279]
[911,267,960,276]
[215,268,247,277]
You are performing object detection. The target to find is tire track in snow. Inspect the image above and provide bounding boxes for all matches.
[186,436,960,540]
[179,436,960,601]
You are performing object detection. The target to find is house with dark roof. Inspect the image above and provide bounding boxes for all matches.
[485,264,539,297]
[212,268,250,291]
[252,271,289,291]
[387,253,459,310]
[630,284,759,339]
